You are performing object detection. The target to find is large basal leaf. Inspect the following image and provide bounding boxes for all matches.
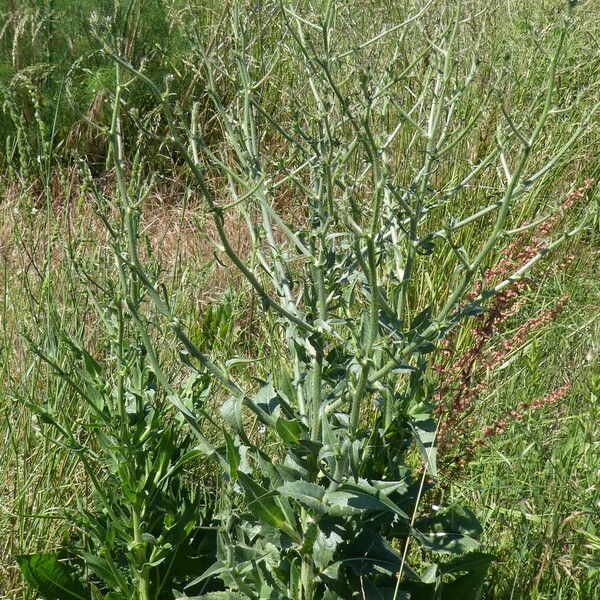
[407,553,495,600]
[339,531,401,576]
[413,507,482,554]
[180,593,249,599]
[430,552,495,600]
[324,480,409,518]
[440,568,491,600]
[236,472,300,542]
[16,553,90,600]
[360,580,411,600]
[440,551,495,576]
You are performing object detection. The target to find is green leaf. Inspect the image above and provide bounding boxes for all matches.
[340,531,401,575]
[221,395,246,440]
[324,480,409,518]
[440,568,491,599]
[417,234,436,256]
[254,449,292,486]
[184,593,249,599]
[237,472,299,542]
[409,306,432,332]
[80,345,102,378]
[360,311,374,349]
[441,552,495,575]
[277,364,297,406]
[360,580,411,599]
[421,563,438,584]
[414,507,482,554]
[278,481,328,516]
[410,416,437,478]
[16,553,90,600]
[313,527,342,570]
[223,430,241,477]
[157,447,206,485]
[246,380,280,426]
[80,553,129,592]
[76,368,106,413]
[274,417,307,445]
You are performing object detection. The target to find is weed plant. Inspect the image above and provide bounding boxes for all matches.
[1,1,599,600]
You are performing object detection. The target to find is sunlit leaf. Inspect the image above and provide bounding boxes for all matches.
[16,553,89,600]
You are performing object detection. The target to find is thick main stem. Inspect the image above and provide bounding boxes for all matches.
[300,552,315,600]
[133,508,151,600]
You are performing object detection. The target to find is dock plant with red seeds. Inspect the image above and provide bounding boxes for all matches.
[434,179,594,471]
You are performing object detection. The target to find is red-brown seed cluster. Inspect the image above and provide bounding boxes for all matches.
[489,295,568,365]
[434,179,594,470]
[477,383,571,444]
[485,178,594,283]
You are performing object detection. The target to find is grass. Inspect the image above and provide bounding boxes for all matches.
[1,0,600,598]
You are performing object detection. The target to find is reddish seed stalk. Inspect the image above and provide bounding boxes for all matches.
[434,179,594,468]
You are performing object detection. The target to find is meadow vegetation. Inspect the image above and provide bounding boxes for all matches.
[0,0,599,598]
